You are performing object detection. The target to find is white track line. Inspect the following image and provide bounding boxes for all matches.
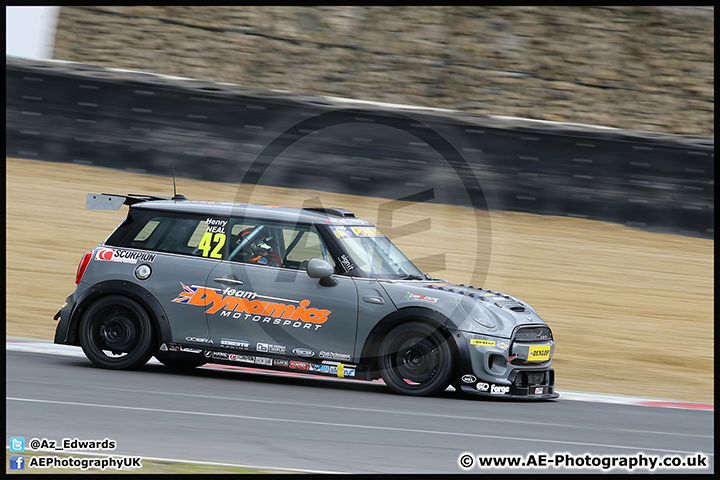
[6,397,713,457]
[7,378,711,440]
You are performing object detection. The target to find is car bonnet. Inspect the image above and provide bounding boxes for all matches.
[378,280,547,338]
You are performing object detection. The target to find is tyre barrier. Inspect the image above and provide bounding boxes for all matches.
[6,56,714,238]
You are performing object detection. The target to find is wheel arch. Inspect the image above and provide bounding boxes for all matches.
[65,280,172,348]
[359,307,463,378]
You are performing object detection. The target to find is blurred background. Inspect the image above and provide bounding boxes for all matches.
[5,6,714,403]
[10,6,713,135]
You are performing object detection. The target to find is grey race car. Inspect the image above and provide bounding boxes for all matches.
[54,193,558,399]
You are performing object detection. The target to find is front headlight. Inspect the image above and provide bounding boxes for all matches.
[458,297,497,329]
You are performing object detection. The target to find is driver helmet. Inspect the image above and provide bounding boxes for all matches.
[250,236,273,255]
[238,228,273,255]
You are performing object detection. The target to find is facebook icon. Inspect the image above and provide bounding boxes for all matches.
[10,455,25,470]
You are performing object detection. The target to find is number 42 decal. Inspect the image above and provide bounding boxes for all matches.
[198,232,226,258]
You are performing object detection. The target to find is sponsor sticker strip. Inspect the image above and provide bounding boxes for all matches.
[194,347,356,378]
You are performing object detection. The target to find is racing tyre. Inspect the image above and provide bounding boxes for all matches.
[378,321,454,396]
[155,352,207,369]
[79,295,154,370]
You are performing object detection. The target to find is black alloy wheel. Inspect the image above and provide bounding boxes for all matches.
[378,321,454,396]
[79,295,154,370]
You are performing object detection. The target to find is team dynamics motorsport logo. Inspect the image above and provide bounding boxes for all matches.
[173,283,331,330]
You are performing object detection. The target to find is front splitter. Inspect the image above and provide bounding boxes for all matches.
[458,384,560,400]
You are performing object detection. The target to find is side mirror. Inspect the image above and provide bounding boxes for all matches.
[306,258,338,286]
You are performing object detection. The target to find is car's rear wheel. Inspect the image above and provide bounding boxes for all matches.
[79,295,154,370]
[378,321,454,396]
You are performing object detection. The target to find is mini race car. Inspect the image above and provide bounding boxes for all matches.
[54,193,558,399]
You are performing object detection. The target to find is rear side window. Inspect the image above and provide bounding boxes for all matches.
[107,210,228,259]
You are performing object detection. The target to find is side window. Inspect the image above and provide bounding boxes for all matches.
[227,220,334,270]
[112,212,228,259]
[283,228,334,269]
[227,221,284,267]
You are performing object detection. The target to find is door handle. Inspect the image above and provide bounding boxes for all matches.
[213,277,244,285]
[363,295,385,305]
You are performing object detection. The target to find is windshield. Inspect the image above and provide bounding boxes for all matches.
[328,225,424,279]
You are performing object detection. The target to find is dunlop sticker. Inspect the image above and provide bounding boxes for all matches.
[528,345,551,361]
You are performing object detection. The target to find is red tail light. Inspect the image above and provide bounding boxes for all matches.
[76,252,93,284]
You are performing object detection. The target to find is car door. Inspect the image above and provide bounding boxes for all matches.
[205,220,359,364]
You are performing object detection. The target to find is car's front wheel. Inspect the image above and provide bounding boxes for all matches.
[378,321,454,396]
[79,295,154,370]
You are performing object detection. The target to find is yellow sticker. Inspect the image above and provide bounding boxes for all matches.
[337,364,344,378]
[349,227,382,237]
[198,232,226,258]
[528,345,551,361]
[471,339,496,347]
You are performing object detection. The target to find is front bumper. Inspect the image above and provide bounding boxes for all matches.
[457,368,558,399]
[453,330,558,400]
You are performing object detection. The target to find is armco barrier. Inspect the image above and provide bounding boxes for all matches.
[6,57,714,238]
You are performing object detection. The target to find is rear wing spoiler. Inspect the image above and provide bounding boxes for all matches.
[85,193,187,210]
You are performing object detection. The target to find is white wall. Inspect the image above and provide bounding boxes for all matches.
[6,6,60,59]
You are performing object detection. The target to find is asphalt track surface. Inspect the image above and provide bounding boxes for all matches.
[6,346,714,474]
